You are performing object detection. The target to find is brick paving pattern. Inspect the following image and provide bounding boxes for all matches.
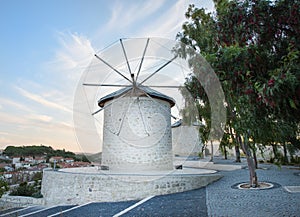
[207,164,300,217]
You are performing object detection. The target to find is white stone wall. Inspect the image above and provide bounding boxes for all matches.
[172,126,202,156]
[0,195,43,207]
[41,168,222,205]
[102,97,173,171]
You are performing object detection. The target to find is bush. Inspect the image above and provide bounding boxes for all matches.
[10,182,35,196]
[0,179,9,198]
[9,181,42,198]
[290,156,300,165]
[32,172,42,181]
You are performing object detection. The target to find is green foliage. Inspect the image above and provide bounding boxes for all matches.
[0,158,12,164]
[4,145,54,157]
[32,172,42,181]
[10,182,35,197]
[177,0,300,163]
[290,155,300,165]
[74,154,91,163]
[0,179,9,198]
[4,145,77,161]
[9,181,42,198]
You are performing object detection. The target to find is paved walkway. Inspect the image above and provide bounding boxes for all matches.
[206,159,300,217]
[1,158,299,216]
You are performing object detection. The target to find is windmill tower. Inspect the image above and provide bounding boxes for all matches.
[81,38,181,172]
[99,85,175,171]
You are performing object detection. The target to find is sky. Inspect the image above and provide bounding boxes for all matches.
[0,0,214,153]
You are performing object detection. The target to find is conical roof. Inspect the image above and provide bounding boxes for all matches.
[98,86,175,107]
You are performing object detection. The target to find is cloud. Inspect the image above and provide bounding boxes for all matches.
[54,32,95,71]
[15,86,72,113]
[43,31,95,95]
[0,97,34,113]
[0,112,27,125]
[0,136,13,144]
[42,31,98,110]
[0,132,10,136]
[28,114,53,122]
[0,120,78,152]
[0,105,78,151]
[106,0,167,31]
[93,0,168,44]
[136,0,190,38]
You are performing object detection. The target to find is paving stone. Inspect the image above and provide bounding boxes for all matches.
[206,164,300,217]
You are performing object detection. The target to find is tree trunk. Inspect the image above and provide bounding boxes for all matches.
[235,145,241,162]
[210,140,214,162]
[201,143,207,158]
[249,141,258,169]
[272,144,278,159]
[223,143,228,160]
[283,142,289,164]
[238,134,258,187]
[252,146,258,169]
[229,125,241,162]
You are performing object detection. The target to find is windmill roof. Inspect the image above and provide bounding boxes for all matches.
[98,85,175,107]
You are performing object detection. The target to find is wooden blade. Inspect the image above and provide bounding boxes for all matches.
[94,54,132,83]
[146,85,182,88]
[138,55,178,86]
[83,83,131,87]
[136,38,150,81]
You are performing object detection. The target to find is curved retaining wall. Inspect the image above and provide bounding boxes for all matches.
[41,168,222,206]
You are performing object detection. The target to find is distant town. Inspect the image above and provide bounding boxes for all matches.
[0,145,98,185]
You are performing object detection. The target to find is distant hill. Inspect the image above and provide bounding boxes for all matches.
[4,145,55,157]
[3,145,91,162]
[84,152,102,163]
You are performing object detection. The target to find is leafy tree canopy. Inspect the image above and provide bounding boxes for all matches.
[3,145,79,160]
[177,0,300,148]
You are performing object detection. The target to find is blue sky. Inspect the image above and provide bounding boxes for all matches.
[0,0,214,153]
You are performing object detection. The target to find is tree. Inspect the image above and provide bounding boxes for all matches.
[3,145,78,161]
[0,179,9,198]
[4,145,54,157]
[9,181,42,198]
[177,0,300,187]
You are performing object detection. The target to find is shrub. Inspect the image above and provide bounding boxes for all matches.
[0,179,9,198]
[9,181,42,198]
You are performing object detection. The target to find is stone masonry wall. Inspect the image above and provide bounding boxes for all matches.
[101,97,173,171]
[41,168,222,206]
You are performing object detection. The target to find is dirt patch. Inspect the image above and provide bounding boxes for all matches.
[238,182,274,190]
[231,181,280,190]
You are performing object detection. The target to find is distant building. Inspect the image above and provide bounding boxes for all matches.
[49,156,64,163]
[4,165,14,172]
[14,162,23,169]
[0,163,13,171]
[24,156,34,162]
[65,158,74,163]
[57,161,90,168]
[3,173,12,179]
[34,156,46,164]
[12,157,21,164]
[73,161,90,167]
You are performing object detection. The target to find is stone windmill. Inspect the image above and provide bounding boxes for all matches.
[82,38,181,172]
